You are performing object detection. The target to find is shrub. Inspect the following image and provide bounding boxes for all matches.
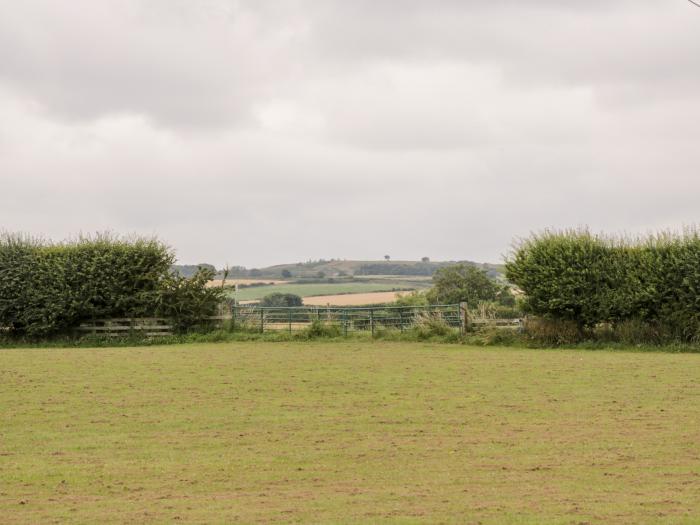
[260,293,303,307]
[522,318,584,346]
[0,233,174,336]
[506,228,700,343]
[0,232,223,337]
[426,263,500,306]
[302,320,342,338]
[413,312,453,338]
[155,267,224,332]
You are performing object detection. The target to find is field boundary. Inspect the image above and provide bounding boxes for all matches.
[77,318,173,337]
[211,304,521,335]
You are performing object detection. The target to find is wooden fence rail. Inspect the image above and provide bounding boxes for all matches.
[77,318,173,337]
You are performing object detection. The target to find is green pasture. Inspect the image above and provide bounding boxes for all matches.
[230,282,418,301]
[2,342,700,523]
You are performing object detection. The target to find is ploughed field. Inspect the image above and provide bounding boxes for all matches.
[2,342,700,523]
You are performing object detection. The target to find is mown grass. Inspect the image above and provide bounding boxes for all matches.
[2,341,700,523]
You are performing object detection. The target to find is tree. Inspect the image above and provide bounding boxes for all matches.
[281,269,292,278]
[426,263,499,307]
[260,293,303,307]
[421,256,430,263]
[384,255,391,261]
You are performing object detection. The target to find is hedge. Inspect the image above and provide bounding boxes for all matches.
[0,233,222,336]
[505,229,700,341]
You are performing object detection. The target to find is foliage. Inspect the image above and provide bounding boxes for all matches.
[505,228,700,341]
[260,293,303,307]
[0,233,174,336]
[412,311,453,338]
[426,263,505,307]
[301,320,342,338]
[171,263,216,278]
[155,267,224,331]
[393,290,429,306]
[470,301,521,319]
[0,233,222,336]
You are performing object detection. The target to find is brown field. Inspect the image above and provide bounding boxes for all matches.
[302,290,410,306]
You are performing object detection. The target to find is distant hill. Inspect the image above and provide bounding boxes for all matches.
[193,259,504,280]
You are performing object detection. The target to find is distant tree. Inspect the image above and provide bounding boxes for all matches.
[249,268,262,278]
[496,286,516,307]
[426,263,499,307]
[281,269,292,278]
[260,293,303,307]
[421,256,430,263]
[384,255,391,261]
[316,271,326,279]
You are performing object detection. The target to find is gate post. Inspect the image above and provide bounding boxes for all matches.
[459,302,469,335]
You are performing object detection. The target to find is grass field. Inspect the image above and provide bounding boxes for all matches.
[230,282,416,301]
[2,342,700,523]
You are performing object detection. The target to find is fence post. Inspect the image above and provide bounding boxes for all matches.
[370,308,375,337]
[459,302,469,335]
[399,309,404,332]
[231,305,236,332]
[288,308,292,333]
[260,308,264,333]
[343,308,348,336]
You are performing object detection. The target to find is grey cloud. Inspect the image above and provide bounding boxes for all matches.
[1,1,699,267]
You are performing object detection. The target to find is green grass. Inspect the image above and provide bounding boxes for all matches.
[230,282,416,301]
[2,341,700,523]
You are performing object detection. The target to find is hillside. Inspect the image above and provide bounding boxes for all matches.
[171,259,504,280]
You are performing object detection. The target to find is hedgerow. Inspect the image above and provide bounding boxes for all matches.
[0,233,222,336]
[505,228,700,342]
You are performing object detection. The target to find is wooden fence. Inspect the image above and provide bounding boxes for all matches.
[77,318,173,337]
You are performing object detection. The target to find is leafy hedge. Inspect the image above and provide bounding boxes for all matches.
[0,233,222,336]
[505,229,700,341]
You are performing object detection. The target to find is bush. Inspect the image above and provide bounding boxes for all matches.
[0,233,174,336]
[155,267,224,332]
[506,228,700,343]
[260,293,303,307]
[302,320,342,338]
[412,312,453,338]
[0,233,223,337]
[426,263,506,307]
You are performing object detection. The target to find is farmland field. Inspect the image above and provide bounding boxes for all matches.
[2,342,700,523]
[229,282,418,302]
[301,290,411,305]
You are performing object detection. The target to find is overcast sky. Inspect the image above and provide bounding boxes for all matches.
[1,1,699,267]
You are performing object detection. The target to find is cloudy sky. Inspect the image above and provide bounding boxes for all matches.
[1,1,699,267]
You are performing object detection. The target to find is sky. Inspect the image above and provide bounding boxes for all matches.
[1,0,699,268]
